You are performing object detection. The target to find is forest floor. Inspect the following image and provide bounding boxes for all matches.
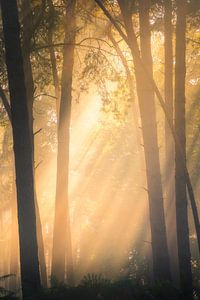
[5,280,196,300]
[0,278,199,300]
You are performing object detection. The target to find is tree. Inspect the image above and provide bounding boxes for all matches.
[164,0,179,284]
[175,0,193,297]
[0,0,41,298]
[21,0,48,287]
[47,0,60,116]
[114,0,171,281]
[51,0,76,284]
[94,0,200,260]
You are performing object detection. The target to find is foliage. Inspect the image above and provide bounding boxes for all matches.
[80,273,111,288]
[37,276,183,300]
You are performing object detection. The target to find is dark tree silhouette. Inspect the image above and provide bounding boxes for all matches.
[164,0,179,284]
[21,0,48,287]
[175,0,193,297]
[1,0,41,298]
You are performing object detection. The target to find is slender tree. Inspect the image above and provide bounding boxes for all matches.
[51,0,76,284]
[1,0,41,298]
[47,0,60,115]
[175,0,193,297]
[113,0,171,281]
[164,0,179,284]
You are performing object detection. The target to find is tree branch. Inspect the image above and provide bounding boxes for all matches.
[0,86,11,122]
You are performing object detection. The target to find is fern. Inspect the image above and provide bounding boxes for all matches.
[80,273,110,289]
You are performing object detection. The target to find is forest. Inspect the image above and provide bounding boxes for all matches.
[0,0,200,299]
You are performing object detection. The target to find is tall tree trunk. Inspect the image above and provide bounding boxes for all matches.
[164,0,179,285]
[21,0,48,287]
[1,0,41,298]
[48,29,60,115]
[175,0,193,297]
[48,0,60,116]
[117,0,171,281]
[51,0,76,285]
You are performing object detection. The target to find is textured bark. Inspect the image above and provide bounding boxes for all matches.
[1,0,41,297]
[51,0,76,284]
[117,0,171,281]
[164,0,179,285]
[175,0,193,297]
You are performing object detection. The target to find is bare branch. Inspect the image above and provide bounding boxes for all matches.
[0,86,11,122]
[34,128,43,136]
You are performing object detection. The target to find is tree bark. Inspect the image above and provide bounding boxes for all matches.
[117,0,171,281]
[175,0,193,297]
[1,0,41,298]
[51,0,76,285]
[164,0,179,285]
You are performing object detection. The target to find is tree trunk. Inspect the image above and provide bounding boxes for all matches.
[117,0,171,282]
[21,0,48,287]
[51,0,76,285]
[175,0,193,297]
[164,0,179,285]
[1,0,41,298]
[47,0,60,116]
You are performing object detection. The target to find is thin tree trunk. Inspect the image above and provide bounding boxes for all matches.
[116,0,171,281]
[47,0,60,116]
[51,0,76,285]
[164,0,179,285]
[1,0,41,298]
[48,30,60,115]
[175,0,193,297]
